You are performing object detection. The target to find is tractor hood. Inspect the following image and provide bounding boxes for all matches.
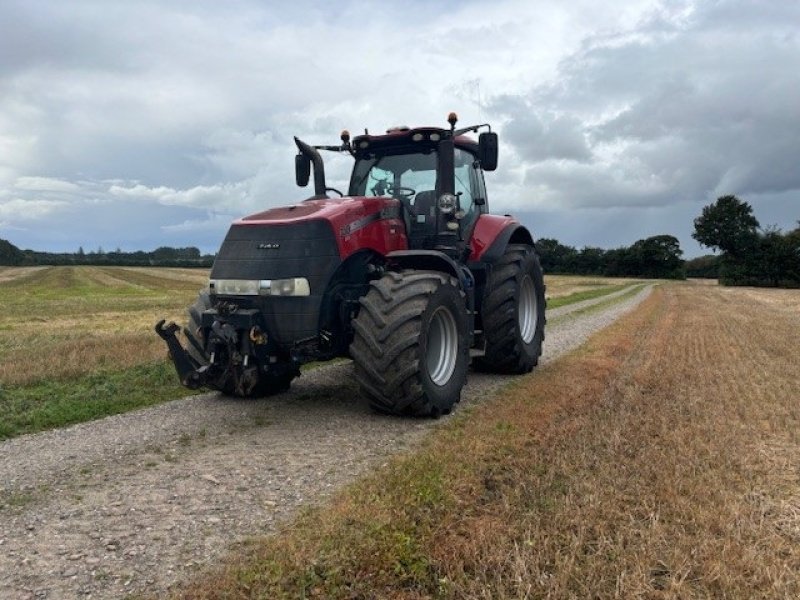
[226,196,408,261]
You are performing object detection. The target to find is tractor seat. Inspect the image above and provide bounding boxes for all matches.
[412,190,437,224]
[407,190,438,249]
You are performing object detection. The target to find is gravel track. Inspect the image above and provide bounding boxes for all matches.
[0,285,652,599]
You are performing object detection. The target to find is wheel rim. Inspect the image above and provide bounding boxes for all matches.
[426,306,459,386]
[519,275,537,344]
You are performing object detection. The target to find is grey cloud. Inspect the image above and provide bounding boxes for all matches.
[1,0,797,256]
[497,101,592,163]
[490,0,800,224]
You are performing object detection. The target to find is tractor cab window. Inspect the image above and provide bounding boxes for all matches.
[350,150,437,197]
[349,149,439,221]
[454,148,485,229]
[349,146,485,246]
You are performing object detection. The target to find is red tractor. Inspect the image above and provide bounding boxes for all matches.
[156,113,546,416]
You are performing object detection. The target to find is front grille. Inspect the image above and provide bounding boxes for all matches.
[211,219,339,290]
[209,219,341,346]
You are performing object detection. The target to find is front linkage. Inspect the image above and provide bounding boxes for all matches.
[156,317,261,395]
[155,320,206,389]
[156,305,300,397]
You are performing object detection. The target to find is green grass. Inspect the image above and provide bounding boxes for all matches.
[0,266,200,314]
[0,360,200,440]
[0,266,207,439]
[550,283,651,323]
[547,283,638,308]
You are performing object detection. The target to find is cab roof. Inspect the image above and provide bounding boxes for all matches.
[351,126,478,157]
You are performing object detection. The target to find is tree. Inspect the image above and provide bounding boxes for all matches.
[0,238,24,266]
[535,238,577,273]
[692,195,760,256]
[629,235,685,278]
[685,255,720,278]
[572,247,606,275]
[754,227,800,287]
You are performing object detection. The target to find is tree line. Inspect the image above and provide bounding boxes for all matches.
[692,195,800,287]
[536,234,686,279]
[0,239,214,268]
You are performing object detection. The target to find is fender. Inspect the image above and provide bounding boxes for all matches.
[468,214,534,263]
[385,249,476,344]
[386,250,462,281]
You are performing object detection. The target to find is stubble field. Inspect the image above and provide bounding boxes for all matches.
[176,282,800,599]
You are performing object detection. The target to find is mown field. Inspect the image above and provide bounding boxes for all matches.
[0,266,646,440]
[544,274,648,308]
[174,282,800,599]
[0,266,208,438]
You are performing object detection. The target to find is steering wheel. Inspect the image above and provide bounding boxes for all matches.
[325,187,344,197]
[388,186,416,200]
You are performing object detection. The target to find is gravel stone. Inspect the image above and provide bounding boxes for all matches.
[0,286,651,599]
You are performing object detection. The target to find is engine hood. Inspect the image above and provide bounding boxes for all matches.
[239,196,392,226]
[230,196,408,260]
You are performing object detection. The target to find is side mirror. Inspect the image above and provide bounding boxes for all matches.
[295,154,311,187]
[478,132,498,171]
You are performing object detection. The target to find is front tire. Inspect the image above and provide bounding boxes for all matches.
[184,290,211,368]
[476,244,546,374]
[350,270,469,417]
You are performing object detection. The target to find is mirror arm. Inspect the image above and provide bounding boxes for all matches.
[294,137,328,198]
[453,123,492,137]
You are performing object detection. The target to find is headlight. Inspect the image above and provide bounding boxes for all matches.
[262,278,311,296]
[209,278,311,297]
[438,193,457,214]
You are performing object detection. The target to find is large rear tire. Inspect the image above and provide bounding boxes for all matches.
[350,270,469,417]
[476,244,546,374]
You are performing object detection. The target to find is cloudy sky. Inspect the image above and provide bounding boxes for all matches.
[1,0,798,257]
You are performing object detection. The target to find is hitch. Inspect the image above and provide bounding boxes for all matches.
[155,320,206,389]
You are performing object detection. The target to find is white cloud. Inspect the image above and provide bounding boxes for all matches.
[161,213,236,234]
[0,198,67,220]
[14,176,80,192]
[108,182,247,211]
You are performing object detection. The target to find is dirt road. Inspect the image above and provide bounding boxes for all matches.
[0,285,651,599]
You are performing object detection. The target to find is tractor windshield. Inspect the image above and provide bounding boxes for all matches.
[349,150,438,205]
[349,148,480,219]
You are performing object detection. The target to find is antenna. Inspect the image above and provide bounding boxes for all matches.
[476,80,482,123]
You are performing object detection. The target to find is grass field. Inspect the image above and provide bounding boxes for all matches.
[0,267,644,440]
[544,274,649,306]
[174,282,800,599]
[0,266,207,438]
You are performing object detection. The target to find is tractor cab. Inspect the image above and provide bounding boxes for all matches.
[347,128,489,252]
[294,113,498,259]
